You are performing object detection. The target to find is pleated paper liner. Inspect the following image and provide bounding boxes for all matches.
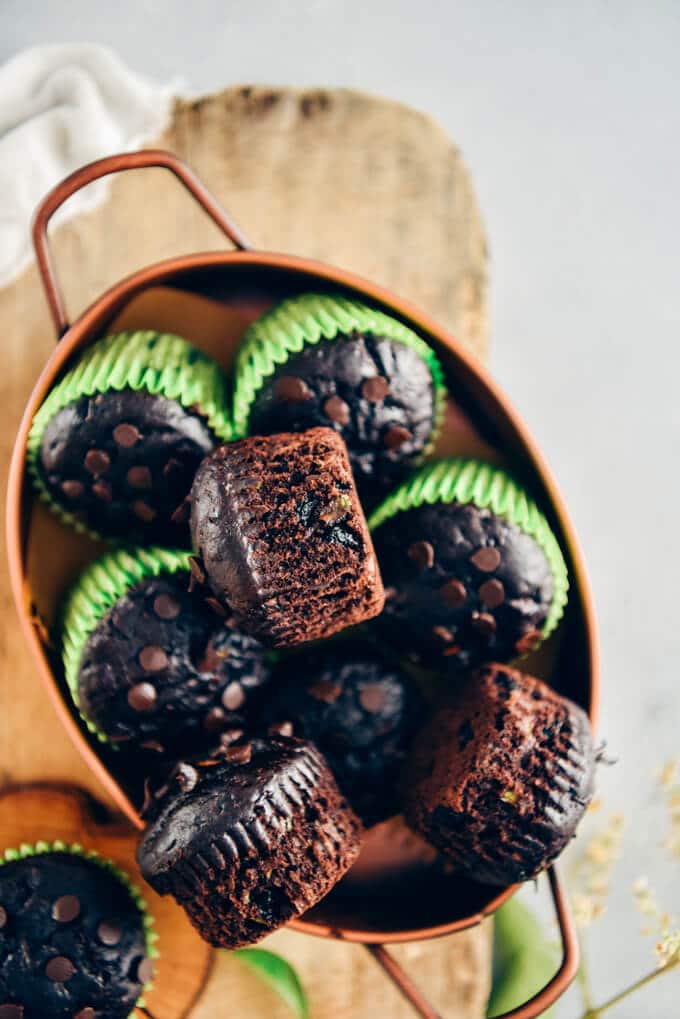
[368,457,569,640]
[27,330,232,541]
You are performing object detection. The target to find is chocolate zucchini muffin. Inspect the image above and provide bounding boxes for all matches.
[137,736,363,947]
[0,844,156,1019]
[61,547,270,753]
[232,293,446,498]
[369,458,569,671]
[28,331,231,543]
[261,646,424,825]
[190,427,385,647]
[402,664,595,885]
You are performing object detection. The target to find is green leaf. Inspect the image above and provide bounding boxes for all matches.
[487,897,558,1017]
[234,947,309,1018]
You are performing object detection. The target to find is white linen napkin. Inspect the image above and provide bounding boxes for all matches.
[0,44,179,288]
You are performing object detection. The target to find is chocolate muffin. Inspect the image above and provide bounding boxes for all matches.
[261,646,424,825]
[28,331,231,543]
[137,736,363,948]
[232,293,446,499]
[62,547,270,754]
[190,427,385,647]
[402,664,596,885]
[0,845,155,1019]
[369,458,569,671]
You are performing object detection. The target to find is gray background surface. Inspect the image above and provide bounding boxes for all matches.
[2,3,679,1015]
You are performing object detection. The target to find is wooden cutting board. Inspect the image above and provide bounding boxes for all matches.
[0,85,491,1018]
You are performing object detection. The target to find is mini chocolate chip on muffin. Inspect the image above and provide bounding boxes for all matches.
[232,293,446,499]
[401,664,596,885]
[0,845,156,1019]
[137,736,363,948]
[27,331,231,543]
[61,547,270,754]
[369,459,569,671]
[190,427,385,647]
[261,646,424,825]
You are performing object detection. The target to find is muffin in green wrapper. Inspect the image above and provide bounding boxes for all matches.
[27,330,232,544]
[0,840,157,1018]
[232,292,447,498]
[369,458,569,672]
[61,546,271,755]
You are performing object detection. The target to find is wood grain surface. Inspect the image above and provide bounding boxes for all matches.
[0,85,491,1018]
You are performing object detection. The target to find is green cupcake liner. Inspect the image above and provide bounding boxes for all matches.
[231,292,448,453]
[0,839,159,1010]
[27,330,233,541]
[368,458,569,640]
[61,546,192,744]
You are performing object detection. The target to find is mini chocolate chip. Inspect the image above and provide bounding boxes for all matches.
[438,579,467,608]
[516,629,543,654]
[189,556,206,584]
[153,593,181,620]
[308,679,342,703]
[269,721,294,737]
[171,499,190,525]
[274,375,312,403]
[61,480,84,499]
[0,907,6,929]
[383,425,412,449]
[139,645,169,672]
[75,1009,96,1019]
[175,763,198,792]
[479,578,505,608]
[407,540,434,570]
[222,682,245,711]
[432,625,455,643]
[97,921,122,946]
[323,395,351,425]
[163,457,184,480]
[127,682,158,712]
[471,611,497,636]
[0,1006,24,1018]
[359,684,386,713]
[225,742,253,764]
[132,500,156,522]
[92,480,112,502]
[470,546,501,572]
[204,706,226,733]
[220,728,245,746]
[361,376,390,402]
[84,449,111,476]
[136,957,155,984]
[46,956,76,982]
[205,596,228,618]
[113,422,141,447]
[127,465,152,489]
[52,895,80,923]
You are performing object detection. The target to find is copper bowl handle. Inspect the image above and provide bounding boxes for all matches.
[366,867,578,1019]
[31,148,252,339]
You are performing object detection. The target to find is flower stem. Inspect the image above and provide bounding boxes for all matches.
[581,958,679,1017]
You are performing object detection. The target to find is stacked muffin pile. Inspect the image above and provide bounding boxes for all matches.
[29,292,596,951]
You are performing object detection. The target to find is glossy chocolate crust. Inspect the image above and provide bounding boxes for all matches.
[402,664,595,885]
[189,427,385,647]
[0,852,149,1019]
[39,389,215,543]
[373,501,554,671]
[78,574,270,754]
[247,334,437,498]
[137,736,363,948]
[261,646,424,826]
